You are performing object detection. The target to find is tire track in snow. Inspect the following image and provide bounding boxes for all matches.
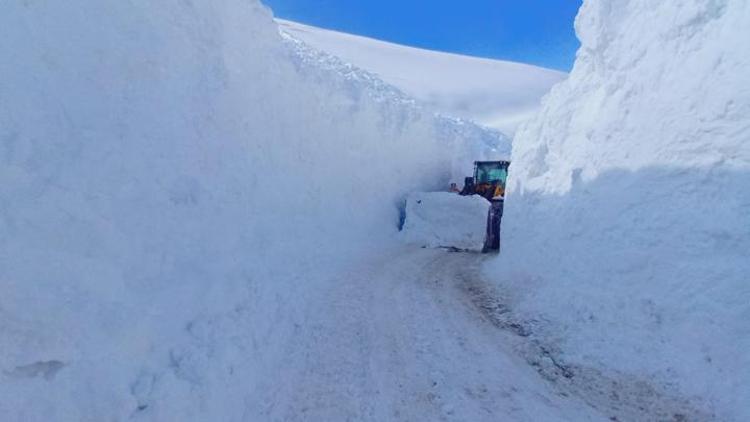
[260,246,605,421]
[451,252,715,422]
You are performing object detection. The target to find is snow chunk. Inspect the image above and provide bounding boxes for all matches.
[402,192,489,251]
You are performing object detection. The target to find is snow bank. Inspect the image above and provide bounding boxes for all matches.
[278,19,566,135]
[402,192,489,251]
[491,0,750,419]
[0,1,503,420]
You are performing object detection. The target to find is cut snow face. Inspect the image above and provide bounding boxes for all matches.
[0,0,506,419]
[278,31,511,182]
[401,192,489,252]
[277,19,566,136]
[491,0,750,420]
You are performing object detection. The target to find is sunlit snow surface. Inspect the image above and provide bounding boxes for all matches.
[401,192,489,251]
[493,0,750,420]
[277,19,566,136]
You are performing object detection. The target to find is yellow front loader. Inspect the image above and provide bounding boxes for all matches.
[459,161,510,252]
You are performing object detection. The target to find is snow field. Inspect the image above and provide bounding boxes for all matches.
[401,192,489,251]
[278,19,566,135]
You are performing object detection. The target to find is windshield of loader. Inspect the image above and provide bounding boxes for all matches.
[475,162,508,185]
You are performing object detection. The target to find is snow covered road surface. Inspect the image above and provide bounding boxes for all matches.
[240,244,714,422]
[247,247,606,421]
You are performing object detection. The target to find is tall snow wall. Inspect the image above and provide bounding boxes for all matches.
[0,1,502,420]
[493,0,750,419]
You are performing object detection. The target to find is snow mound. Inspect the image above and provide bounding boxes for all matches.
[491,0,750,419]
[402,192,489,251]
[277,19,567,135]
[0,1,504,420]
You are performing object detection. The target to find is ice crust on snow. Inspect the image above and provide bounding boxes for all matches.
[0,1,505,419]
[492,0,750,419]
[401,192,489,251]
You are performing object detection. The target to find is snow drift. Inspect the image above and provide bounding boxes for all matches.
[278,19,566,135]
[492,0,750,419]
[0,1,503,420]
[401,192,489,251]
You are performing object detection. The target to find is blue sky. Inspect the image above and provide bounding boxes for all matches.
[263,0,583,71]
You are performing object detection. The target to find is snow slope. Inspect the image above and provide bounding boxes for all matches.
[278,19,566,135]
[491,0,750,420]
[0,1,506,420]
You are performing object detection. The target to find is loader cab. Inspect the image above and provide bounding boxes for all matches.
[455,160,511,253]
[473,161,510,200]
[474,161,509,185]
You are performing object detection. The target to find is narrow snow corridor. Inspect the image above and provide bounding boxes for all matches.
[244,247,604,421]
[2,0,745,420]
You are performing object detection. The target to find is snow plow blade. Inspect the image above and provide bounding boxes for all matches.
[401,192,490,252]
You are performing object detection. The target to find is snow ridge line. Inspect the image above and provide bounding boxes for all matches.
[280,30,418,108]
[279,29,510,146]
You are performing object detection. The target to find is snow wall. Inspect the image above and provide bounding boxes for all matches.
[0,1,504,420]
[491,0,750,419]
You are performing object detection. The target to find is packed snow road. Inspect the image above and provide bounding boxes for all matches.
[246,247,604,421]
